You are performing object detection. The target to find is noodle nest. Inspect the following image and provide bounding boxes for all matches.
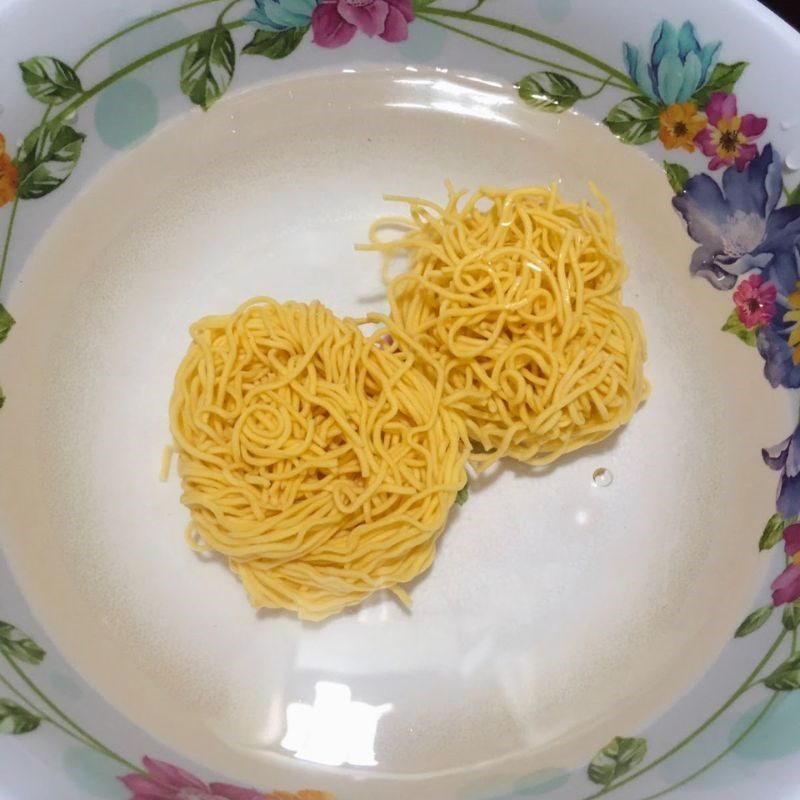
[361,183,649,469]
[170,298,469,620]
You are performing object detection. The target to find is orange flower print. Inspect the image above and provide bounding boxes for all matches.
[658,102,706,152]
[0,133,19,207]
[263,792,336,800]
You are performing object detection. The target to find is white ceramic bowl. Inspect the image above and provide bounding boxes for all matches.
[1,2,799,799]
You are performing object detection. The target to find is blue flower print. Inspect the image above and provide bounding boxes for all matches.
[623,20,721,105]
[757,245,800,388]
[244,0,318,32]
[763,421,800,519]
[672,145,800,292]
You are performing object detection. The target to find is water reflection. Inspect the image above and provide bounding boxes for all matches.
[282,681,392,767]
[387,77,518,126]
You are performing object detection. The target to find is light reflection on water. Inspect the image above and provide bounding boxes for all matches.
[281,681,392,767]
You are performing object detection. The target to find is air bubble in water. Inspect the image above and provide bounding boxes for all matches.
[592,467,613,487]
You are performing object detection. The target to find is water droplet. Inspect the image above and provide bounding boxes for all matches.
[64,109,78,122]
[780,118,800,131]
[785,149,800,172]
[592,467,613,487]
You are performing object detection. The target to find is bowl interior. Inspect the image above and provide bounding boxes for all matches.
[0,68,788,794]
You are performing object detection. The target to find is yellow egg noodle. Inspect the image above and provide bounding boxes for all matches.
[168,183,648,619]
[359,183,649,470]
[169,298,469,621]
[159,445,174,482]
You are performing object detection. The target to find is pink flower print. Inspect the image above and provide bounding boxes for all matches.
[694,92,767,171]
[311,0,413,48]
[118,757,264,800]
[732,274,777,328]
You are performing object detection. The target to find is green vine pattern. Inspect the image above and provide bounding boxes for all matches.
[0,621,140,773]
[0,1,799,798]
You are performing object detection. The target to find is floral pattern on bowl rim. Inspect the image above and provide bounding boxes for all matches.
[1,1,799,799]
